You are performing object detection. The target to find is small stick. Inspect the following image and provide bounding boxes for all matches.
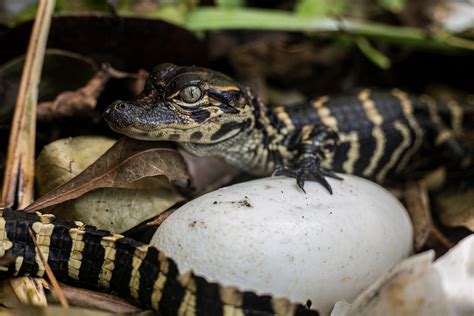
[58,283,141,313]
[1,0,56,208]
[147,208,176,226]
[27,227,69,308]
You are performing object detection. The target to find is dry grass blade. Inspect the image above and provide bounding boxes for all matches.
[27,227,69,308]
[1,0,55,208]
[147,208,176,226]
[430,224,454,249]
[57,283,142,313]
[25,137,189,211]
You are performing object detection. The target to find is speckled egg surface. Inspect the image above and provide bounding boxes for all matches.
[151,175,413,315]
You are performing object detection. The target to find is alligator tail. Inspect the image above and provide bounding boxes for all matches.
[0,208,317,316]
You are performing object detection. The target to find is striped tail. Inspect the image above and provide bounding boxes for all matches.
[0,209,317,316]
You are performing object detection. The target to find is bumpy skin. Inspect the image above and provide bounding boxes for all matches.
[104,63,469,193]
[0,208,317,316]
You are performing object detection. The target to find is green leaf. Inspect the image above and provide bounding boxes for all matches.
[216,0,244,8]
[295,0,347,17]
[377,0,406,13]
[355,36,391,69]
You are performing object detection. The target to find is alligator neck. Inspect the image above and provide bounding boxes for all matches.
[181,89,294,175]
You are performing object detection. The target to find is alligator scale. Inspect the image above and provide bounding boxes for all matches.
[104,63,470,193]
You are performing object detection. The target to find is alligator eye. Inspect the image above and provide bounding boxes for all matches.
[180,85,202,103]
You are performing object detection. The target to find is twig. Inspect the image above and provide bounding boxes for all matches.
[37,64,147,121]
[27,227,69,308]
[1,0,56,208]
[430,224,454,249]
[58,283,141,313]
[404,181,432,250]
[147,208,176,226]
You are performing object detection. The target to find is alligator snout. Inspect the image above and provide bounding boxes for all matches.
[103,100,136,127]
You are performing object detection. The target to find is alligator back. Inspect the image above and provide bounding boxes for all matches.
[279,89,467,183]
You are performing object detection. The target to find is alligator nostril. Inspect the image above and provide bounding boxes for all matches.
[115,101,127,111]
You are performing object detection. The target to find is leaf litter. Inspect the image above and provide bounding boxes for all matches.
[28,136,186,232]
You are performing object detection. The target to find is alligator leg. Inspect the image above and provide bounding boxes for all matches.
[274,125,341,194]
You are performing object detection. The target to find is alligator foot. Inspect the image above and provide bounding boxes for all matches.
[273,160,341,194]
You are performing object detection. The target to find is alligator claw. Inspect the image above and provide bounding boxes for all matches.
[273,162,341,194]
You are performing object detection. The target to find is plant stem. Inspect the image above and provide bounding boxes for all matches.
[1,0,56,208]
[185,8,472,51]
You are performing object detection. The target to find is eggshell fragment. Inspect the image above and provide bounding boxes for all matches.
[151,175,413,314]
[332,234,474,316]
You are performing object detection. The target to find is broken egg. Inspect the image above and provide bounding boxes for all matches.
[151,175,413,315]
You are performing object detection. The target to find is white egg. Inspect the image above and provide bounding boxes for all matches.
[151,175,413,315]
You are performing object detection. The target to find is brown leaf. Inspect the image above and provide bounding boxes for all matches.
[25,137,189,211]
[436,187,474,231]
[33,137,184,232]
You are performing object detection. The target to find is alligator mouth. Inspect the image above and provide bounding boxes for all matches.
[107,122,202,142]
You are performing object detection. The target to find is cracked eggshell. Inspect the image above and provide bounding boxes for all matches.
[332,234,474,316]
[151,175,413,315]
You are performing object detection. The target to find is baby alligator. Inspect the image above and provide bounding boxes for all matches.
[0,208,316,315]
[104,64,470,193]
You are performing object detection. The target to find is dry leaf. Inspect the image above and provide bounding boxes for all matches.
[10,277,47,307]
[436,187,474,231]
[0,279,23,309]
[28,137,184,232]
[403,181,432,250]
[49,178,183,232]
[35,136,116,195]
[26,137,188,211]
